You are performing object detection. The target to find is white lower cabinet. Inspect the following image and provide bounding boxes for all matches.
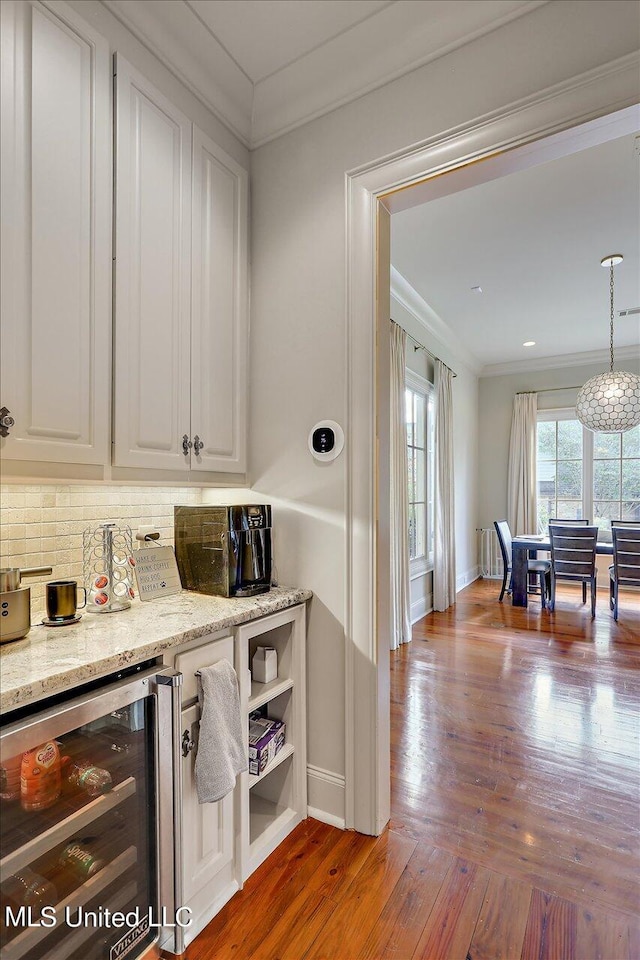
[170,604,307,950]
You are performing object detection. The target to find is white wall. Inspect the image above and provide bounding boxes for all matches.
[478,356,640,530]
[249,1,639,823]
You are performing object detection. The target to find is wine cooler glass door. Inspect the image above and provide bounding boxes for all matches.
[0,666,177,960]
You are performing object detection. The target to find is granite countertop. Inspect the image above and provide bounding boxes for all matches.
[0,586,312,713]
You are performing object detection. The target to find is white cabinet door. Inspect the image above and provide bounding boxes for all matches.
[175,637,236,905]
[0,0,110,464]
[180,702,235,903]
[113,55,192,470]
[191,127,248,474]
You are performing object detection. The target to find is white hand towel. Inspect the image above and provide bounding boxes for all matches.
[195,659,247,803]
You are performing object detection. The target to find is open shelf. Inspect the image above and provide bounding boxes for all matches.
[0,776,136,883]
[248,743,294,789]
[249,676,294,712]
[1,846,137,960]
[249,795,297,848]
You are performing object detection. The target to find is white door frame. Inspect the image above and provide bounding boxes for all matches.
[344,52,640,835]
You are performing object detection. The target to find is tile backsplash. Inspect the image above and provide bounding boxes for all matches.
[0,484,202,621]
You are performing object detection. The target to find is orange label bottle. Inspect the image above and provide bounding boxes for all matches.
[20,741,62,811]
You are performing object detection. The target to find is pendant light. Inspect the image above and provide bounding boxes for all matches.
[575,255,640,433]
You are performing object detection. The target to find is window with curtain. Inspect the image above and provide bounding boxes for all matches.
[537,409,640,533]
[405,372,434,569]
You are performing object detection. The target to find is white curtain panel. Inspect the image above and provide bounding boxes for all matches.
[507,392,538,535]
[390,323,411,649]
[433,360,456,612]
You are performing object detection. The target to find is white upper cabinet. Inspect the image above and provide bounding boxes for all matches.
[0,0,111,464]
[191,128,248,475]
[113,55,192,471]
[114,58,248,475]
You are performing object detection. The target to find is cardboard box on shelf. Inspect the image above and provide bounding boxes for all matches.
[248,716,285,776]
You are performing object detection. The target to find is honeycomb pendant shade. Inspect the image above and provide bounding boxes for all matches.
[576,371,640,433]
[575,254,640,434]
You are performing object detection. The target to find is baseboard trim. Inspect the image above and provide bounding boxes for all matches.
[307,764,346,828]
[410,594,432,623]
[307,806,346,830]
[457,565,480,592]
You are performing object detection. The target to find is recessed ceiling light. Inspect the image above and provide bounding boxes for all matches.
[523,340,536,347]
[470,285,482,294]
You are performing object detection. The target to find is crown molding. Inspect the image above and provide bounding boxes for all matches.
[101,0,253,146]
[390,267,482,375]
[480,343,640,378]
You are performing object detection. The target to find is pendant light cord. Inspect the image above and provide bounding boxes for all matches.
[609,261,615,373]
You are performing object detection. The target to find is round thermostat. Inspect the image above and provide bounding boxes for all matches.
[308,421,344,462]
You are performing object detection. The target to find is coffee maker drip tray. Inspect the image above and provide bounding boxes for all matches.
[234,583,271,598]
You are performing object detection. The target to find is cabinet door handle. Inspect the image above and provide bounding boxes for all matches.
[193,435,204,456]
[0,406,15,437]
[181,729,195,757]
[182,434,192,456]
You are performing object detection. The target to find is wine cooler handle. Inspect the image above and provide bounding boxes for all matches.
[153,669,185,956]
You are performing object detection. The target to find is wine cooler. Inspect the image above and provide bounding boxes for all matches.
[0,663,183,960]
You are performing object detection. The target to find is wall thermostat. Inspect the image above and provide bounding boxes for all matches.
[308,421,344,462]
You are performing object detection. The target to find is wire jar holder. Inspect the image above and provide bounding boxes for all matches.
[83,523,135,613]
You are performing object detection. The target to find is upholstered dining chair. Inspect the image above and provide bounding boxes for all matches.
[609,523,640,621]
[494,520,551,607]
[548,524,599,617]
[548,519,590,602]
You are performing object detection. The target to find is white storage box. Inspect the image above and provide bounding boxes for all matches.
[252,646,277,683]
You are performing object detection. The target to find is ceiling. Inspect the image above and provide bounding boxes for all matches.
[391,131,640,374]
[102,0,545,146]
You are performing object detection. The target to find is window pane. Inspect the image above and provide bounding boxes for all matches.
[557,460,581,499]
[537,499,551,534]
[537,460,556,499]
[622,501,640,522]
[408,503,416,559]
[557,420,582,459]
[593,432,621,459]
[594,501,623,522]
[407,448,416,504]
[537,421,556,460]
[415,394,426,450]
[415,448,425,505]
[414,503,426,558]
[555,500,583,520]
[622,425,640,458]
[622,459,640,500]
[593,459,621,500]
[405,390,414,446]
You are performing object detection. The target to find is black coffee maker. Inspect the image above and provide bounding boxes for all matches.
[174,505,272,597]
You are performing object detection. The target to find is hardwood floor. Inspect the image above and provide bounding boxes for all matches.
[187,579,640,959]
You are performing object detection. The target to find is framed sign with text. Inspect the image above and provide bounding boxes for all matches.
[133,545,182,601]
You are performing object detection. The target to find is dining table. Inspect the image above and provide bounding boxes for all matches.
[511,534,614,607]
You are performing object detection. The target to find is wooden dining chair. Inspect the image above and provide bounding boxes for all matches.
[609,523,640,621]
[494,520,551,607]
[548,519,590,603]
[548,524,599,617]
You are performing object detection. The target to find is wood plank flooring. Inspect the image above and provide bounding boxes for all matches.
[187,580,640,959]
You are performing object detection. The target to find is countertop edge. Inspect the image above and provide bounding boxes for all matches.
[1,587,312,714]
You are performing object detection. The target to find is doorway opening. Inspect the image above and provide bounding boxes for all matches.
[344,81,640,836]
